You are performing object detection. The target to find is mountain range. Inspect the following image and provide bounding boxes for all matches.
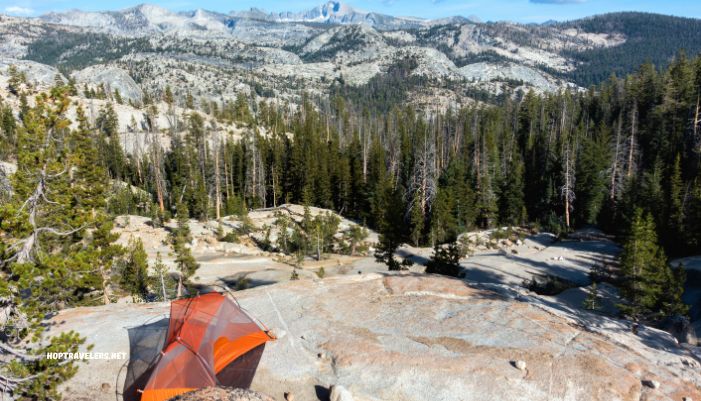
[1,2,701,110]
[39,2,470,34]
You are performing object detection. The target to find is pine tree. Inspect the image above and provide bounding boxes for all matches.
[374,181,405,271]
[666,154,685,255]
[151,252,176,301]
[96,103,127,180]
[575,129,611,226]
[0,88,121,399]
[499,155,527,226]
[425,242,462,277]
[475,164,498,228]
[114,88,123,104]
[171,202,199,297]
[0,102,17,158]
[430,187,457,245]
[583,282,600,311]
[7,64,25,95]
[163,85,174,106]
[659,263,688,317]
[275,212,292,254]
[618,209,687,320]
[346,224,368,256]
[234,93,253,124]
[409,196,425,246]
[121,238,149,299]
[686,179,701,251]
[311,212,340,260]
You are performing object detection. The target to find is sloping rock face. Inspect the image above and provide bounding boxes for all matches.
[53,274,701,401]
[0,58,64,87]
[71,65,143,103]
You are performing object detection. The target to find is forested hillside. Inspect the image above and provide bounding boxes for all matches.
[561,12,701,86]
[3,53,700,259]
[53,53,698,257]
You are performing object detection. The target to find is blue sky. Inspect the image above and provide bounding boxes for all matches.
[2,0,701,23]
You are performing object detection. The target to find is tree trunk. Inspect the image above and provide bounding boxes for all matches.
[316,227,321,261]
[694,94,700,138]
[102,272,111,305]
[272,170,278,208]
[565,149,571,229]
[562,145,575,230]
[214,142,221,221]
[223,152,231,200]
[627,102,638,178]
[361,123,368,183]
[159,270,167,301]
[693,94,700,153]
[610,116,622,200]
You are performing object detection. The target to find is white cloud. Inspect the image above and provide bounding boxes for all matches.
[5,6,35,15]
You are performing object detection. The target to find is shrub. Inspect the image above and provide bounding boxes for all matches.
[426,243,462,277]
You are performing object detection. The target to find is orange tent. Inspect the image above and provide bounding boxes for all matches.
[123,292,273,401]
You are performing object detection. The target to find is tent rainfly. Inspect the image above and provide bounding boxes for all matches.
[122,292,274,401]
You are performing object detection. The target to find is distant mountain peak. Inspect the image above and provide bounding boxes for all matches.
[128,3,170,16]
[315,1,361,19]
[249,1,425,29]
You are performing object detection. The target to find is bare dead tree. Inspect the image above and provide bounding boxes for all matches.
[245,132,266,205]
[130,115,144,186]
[610,115,624,201]
[627,101,638,178]
[471,111,480,178]
[561,145,576,229]
[213,135,222,221]
[361,117,369,183]
[407,123,437,225]
[693,93,701,154]
[146,106,167,213]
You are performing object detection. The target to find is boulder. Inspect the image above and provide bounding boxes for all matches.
[329,385,353,401]
[512,360,527,371]
[661,315,698,345]
[168,387,274,401]
[642,379,660,389]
